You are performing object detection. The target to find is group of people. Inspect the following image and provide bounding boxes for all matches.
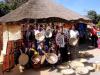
[13,23,100,71]
[3,22,100,73]
[14,23,79,69]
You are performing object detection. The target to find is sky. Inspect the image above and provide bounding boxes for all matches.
[0,0,100,15]
[55,0,100,15]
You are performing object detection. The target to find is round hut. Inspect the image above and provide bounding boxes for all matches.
[0,0,90,55]
[0,0,91,72]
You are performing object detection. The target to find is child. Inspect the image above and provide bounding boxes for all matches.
[29,43,39,67]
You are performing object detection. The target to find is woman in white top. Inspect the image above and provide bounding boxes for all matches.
[69,25,79,60]
[70,26,79,39]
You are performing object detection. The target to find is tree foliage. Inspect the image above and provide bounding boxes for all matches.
[5,0,28,10]
[87,10,100,24]
[87,10,97,24]
[87,10,97,20]
[0,1,11,17]
[97,15,100,22]
[96,21,100,27]
[0,0,28,17]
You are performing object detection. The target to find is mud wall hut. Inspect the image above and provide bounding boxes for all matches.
[0,0,90,55]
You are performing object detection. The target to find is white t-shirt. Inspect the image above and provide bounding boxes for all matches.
[34,29,45,35]
[41,29,46,36]
[34,29,40,35]
[70,30,79,38]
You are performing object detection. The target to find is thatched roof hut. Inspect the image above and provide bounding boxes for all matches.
[0,0,91,58]
[0,0,90,23]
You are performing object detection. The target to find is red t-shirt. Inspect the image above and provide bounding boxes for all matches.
[90,28,97,36]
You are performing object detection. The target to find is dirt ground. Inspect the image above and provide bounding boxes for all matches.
[0,46,100,75]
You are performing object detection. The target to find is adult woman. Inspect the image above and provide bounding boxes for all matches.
[69,25,79,60]
[56,26,67,62]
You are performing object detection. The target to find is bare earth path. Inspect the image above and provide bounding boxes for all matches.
[0,48,100,75]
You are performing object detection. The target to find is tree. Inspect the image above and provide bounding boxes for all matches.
[0,1,11,17]
[87,10,97,24]
[96,21,100,27]
[0,0,28,17]
[96,15,100,22]
[4,0,28,10]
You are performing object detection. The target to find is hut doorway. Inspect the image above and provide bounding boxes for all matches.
[76,23,88,44]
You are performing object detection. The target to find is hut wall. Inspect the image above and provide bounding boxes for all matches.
[0,25,3,55]
[2,24,22,55]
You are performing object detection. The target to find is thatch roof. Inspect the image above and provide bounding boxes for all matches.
[0,0,90,22]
